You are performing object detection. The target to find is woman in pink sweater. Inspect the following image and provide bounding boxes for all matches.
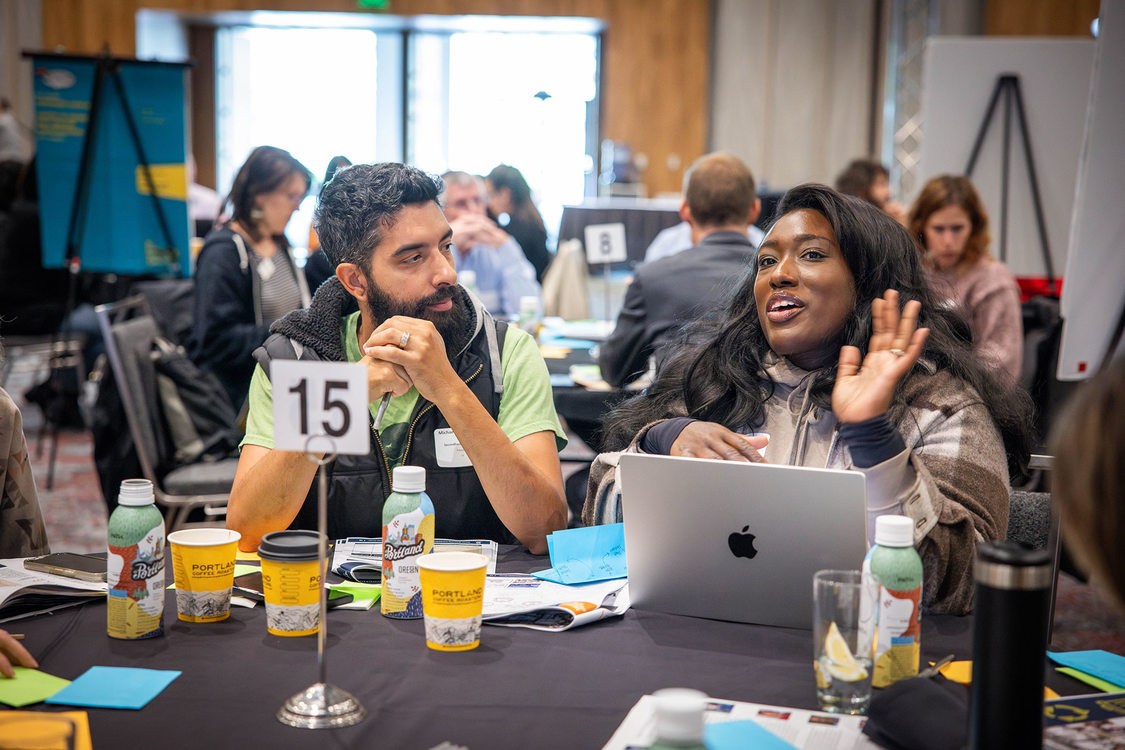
[908,176,1023,382]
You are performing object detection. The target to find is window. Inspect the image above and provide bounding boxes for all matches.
[207,15,601,251]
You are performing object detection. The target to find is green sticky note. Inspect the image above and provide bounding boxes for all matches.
[1057,666,1125,692]
[329,583,381,609]
[0,667,72,707]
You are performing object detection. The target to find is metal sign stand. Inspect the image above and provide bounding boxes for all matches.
[277,435,366,729]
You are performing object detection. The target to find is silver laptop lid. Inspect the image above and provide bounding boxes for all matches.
[619,453,867,629]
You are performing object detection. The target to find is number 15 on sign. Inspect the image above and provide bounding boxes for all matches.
[271,361,370,456]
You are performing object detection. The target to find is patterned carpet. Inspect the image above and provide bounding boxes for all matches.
[4,349,1123,654]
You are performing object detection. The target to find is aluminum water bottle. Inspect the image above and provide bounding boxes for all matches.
[107,479,165,639]
[381,466,435,619]
[968,541,1052,749]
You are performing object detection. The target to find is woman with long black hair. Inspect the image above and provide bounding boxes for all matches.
[485,164,551,282]
[585,184,1032,614]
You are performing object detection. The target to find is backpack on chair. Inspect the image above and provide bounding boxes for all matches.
[150,336,242,469]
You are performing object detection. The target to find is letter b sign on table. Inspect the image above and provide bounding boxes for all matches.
[271,361,370,456]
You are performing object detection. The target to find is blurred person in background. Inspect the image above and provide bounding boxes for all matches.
[835,158,905,224]
[441,170,539,318]
[189,146,312,410]
[485,164,551,282]
[0,340,50,558]
[908,175,1023,383]
[1050,356,1125,613]
[0,97,29,163]
[600,153,760,387]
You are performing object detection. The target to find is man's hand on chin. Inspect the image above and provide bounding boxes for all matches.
[449,214,508,249]
[363,316,461,404]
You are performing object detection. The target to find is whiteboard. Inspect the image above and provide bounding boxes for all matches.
[1057,0,1125,379]
[919,38,1094,279]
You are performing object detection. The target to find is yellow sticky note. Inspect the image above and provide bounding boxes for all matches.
[236,549,261,562]
[0,710,93,749]
[938,660,973,684]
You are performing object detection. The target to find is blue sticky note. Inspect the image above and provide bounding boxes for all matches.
[549,373,576,387]
[705,720,798,750]
[1048,650,1125,689]
[540,523,627,585]
[531,567,567,584]
[46,666,181,710]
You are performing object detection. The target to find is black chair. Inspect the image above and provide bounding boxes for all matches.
[1006,458,1061,641]
[95,295,236,531]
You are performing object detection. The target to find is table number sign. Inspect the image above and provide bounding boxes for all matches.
[271,361,370,456]
[584,222,628,265]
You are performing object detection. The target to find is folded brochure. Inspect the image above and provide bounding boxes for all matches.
[483,575,629,632]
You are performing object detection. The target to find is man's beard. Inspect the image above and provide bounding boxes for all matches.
[363,272,471,360]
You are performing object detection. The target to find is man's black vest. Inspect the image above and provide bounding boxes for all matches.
[253,281,514,544]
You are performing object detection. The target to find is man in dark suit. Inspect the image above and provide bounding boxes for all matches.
[599,153,760,388]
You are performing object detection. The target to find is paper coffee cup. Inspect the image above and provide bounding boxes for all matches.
[168,528,241,623]
[418,552,488,652]
[258,530,321,637]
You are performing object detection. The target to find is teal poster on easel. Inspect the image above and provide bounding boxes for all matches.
[30,53,191,276]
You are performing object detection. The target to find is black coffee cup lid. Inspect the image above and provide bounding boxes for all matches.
[258,530,320,561]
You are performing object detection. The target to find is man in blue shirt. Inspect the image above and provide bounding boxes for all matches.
[441,171,540,318]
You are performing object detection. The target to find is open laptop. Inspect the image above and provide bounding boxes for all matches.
[619,453,867,629]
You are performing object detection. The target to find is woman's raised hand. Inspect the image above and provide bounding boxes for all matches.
[832,290,929,423]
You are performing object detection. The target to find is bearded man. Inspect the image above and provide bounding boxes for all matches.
[227,163,567,554]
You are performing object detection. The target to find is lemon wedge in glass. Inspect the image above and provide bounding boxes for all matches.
[824,621,868,682]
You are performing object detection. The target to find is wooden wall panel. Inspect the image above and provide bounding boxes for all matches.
[41,0,711,196]
[985,0,1099,37]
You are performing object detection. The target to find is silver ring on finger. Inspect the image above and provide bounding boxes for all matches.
[399,331,410,348]
[889,348,906,357]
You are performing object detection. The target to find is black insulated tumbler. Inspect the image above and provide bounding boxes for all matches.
[967,541,1053,750]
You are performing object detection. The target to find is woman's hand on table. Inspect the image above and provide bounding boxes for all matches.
[671,422,768,462]
[833,289,929,423]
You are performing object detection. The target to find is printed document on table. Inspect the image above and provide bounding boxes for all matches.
[0,559,107,623]
[602,694,880,750]
[482,575,629,631]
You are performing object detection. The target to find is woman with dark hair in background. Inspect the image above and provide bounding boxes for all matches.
[585,184,1032,614]
[189,145,312,410]
[486,164,551,281]
[908,175,1023,383]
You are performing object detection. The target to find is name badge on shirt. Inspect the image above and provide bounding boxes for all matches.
[435,428,473,468]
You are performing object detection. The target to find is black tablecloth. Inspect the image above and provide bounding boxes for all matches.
[8,548,1080,749]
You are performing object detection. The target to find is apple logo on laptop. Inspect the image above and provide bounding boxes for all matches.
[728,525,758,559]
